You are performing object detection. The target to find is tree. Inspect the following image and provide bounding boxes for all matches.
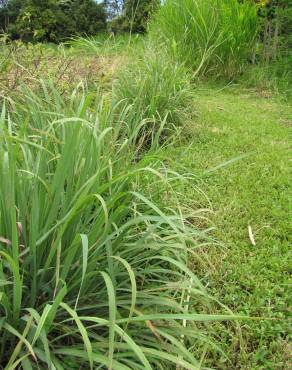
[124,0,159,33]
[0,0,22,32]
[0,0,107,42]
[109,0,160,33]
[71,0,107,35]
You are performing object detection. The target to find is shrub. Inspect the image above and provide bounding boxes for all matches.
[0,82,234,368]
[150,0,258,79]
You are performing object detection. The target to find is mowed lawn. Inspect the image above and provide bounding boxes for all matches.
[163,87,292,369]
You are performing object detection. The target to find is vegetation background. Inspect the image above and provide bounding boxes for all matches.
[0,0,291,369]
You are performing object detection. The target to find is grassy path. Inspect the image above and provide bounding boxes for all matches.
[164,87,291,369]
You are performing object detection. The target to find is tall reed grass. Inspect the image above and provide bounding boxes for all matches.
[0,82,237,368]
[150,0,258,79]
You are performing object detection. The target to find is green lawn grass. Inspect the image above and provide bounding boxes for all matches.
[162,86,292,369]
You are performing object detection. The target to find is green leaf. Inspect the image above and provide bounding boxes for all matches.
[60,302,93,369]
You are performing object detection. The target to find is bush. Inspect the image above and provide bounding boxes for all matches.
[150,0,258,79]
[0,81,234,368]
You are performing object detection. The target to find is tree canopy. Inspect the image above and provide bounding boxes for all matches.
[0,0,161,42]
[0,0,107,42]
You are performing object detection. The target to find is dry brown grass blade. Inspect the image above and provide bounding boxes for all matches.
[248,225,256,246]
[0,236,12,246]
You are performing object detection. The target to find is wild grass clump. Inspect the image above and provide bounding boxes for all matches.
[150,0,258,79]
[68,33,143,56]
[0,81,235,368]
[113,47,194,149]
[241,55,292,99]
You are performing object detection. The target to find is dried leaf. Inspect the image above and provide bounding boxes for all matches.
[248,225,256,246]
[146,320,162,340]
[17,222,23,238]
[0,237,12,246]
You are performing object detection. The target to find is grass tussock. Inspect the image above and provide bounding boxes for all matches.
[0,82,235,369]
[113,47,194,149]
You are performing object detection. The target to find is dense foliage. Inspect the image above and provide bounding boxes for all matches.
[0,0,107,42]
[0,0,160,41]
[109,0,160,33]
